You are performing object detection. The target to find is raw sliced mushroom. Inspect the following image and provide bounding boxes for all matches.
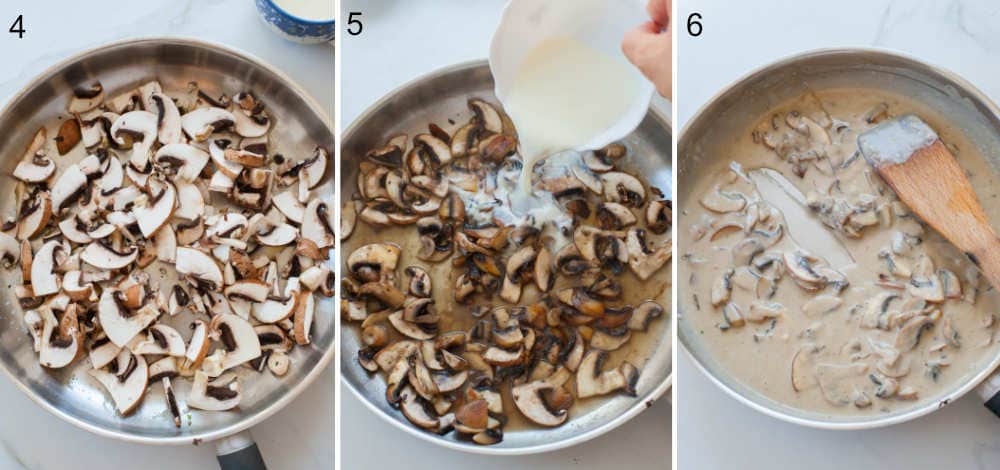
[302,198,335,248]
[13,152,56,183]
[30,241,62,296]
[89,350,148,415]
[187,371,241,411]
[17,192,53,240]
[81,241,137,270]
[134,181,176,237]
[210,314,262,370]
[181,107,235,142]
[50,164,88,214]
[68,82,105,113]
[129,324,186,357]
[155,144,209,182]
[176,247,223,289]
[98,290,159,347]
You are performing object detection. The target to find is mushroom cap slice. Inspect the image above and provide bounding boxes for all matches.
[301,198,335,249]
[601,172,646,207]
[181,107,235,142]
[134,181,176,237]
[88,336,122,370]
[13,154,56,183]
[273,190,305,224]
[30,240,62,296]
[176,216,205,246]
[251,292,298,325]
[153,225,177,263]
[511,367,572,427]
[206,212,249,239]
[89,350,149,415]
[81,241,138,270]
[99,290,159,347]
[232,108,270,138]
[301,147,329,189]
[208,139,244,179]
[575,350,639,398]
[628,300,664,332]
[62,270,94,301]
[625,229,671,281]
[1,237,23,273]
[183,319,211,371]
[374,340,419,371]
[68,83,105,113]
[256,223,299,246]
[17,192,53,241]
[38,307,82,368]
[149,356,180,383]
[210,314,262,370]
[50,164,88,214]
[225,280,270,303]
[155,144,210,182]
[175,247,223,289]
[468,98,504,134]
[129,324,186,357]
[98,155,125,193]
[59,217,92,244]
[174,181,205,221]
[399,385,441,430]
[388,310,435,340]
[187,371,241,411]
[111,111,159,167]
[145,92,182,145]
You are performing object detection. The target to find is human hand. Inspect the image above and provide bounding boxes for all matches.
[622,0,672,99]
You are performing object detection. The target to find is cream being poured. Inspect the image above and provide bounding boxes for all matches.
[499,36,642,223]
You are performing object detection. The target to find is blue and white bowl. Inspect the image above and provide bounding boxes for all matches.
[256,0,335,45]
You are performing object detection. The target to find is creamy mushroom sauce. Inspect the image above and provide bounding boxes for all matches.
[342,97,671,443]
[680,89,1000,415]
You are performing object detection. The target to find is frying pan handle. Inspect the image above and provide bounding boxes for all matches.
[216,431,268,470]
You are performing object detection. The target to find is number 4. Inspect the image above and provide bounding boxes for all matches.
[9,14,24,38]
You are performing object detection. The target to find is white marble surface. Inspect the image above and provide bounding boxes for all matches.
[340,0,671,468]
[677,0,1000,469]
[0,1,333,469]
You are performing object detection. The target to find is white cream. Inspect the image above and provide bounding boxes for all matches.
[271,0,334,21]
[502,36,641,217]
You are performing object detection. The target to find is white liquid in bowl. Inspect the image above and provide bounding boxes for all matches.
[503,36,640,215]
[272,0,334,21]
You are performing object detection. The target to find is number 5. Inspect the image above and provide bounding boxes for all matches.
[347,12,362,36]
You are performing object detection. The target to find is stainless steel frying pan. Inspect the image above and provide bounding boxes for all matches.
[0,38,335,468]
[340,61,673,455]
[679,48,1000,429]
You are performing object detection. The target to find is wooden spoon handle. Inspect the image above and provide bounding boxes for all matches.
[878,140,1000,290]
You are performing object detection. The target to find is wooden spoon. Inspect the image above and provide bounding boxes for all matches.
[858,114,1000,290]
